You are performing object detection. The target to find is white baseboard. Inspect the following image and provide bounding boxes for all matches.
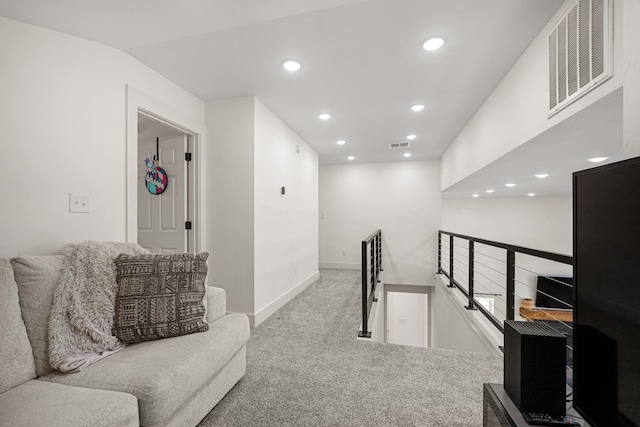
[246,270,320,328]
[319,261,360,270]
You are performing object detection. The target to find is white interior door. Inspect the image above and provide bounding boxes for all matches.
[387,292,429,347]
[138,135,188,253]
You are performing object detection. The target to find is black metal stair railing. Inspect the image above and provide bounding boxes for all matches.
[358,229,382,338]
[437,230,573,334]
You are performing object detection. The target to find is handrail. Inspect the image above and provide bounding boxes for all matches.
[438,230,573,334]
[362,229,381,244]
[440,230,573,265]
[359,229,382,338]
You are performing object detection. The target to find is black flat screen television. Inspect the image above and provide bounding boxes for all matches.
[573,157,640,427]
[535,276,573,310]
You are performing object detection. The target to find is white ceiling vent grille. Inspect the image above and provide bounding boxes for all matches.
[389,142,410,149]
[548,0,611,117]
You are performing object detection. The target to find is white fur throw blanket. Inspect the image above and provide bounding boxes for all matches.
[48,241,147,373]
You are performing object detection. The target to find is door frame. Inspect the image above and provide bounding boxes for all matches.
[126,85,206,253]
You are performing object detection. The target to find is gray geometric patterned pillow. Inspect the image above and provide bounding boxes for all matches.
[113,252,209,343]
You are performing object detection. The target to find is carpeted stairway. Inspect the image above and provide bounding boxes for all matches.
[198,269,503,427]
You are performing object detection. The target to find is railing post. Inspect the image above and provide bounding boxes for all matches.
[448,234,455,287]
[377,233,381,301]
[370,237,374,287]
[506,250,515,321]
[377,233,380,278]
[359,239,370,338]
[378,231,383,273]
[466,240,476,310]
[437,231,442,274]
[372,234,378,302]
[370,239,375,296]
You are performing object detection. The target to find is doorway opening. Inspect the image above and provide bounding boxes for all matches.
[137,113,197,253]
[125,86,205,254]
[384,284,432,348]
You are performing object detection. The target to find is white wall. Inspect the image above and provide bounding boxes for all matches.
[623,0,640,156]
[441,196,573,323]
[0,17,205,258]
[205,97,256,315]
[319,161,441,285]
[253,99,319,321]
[387,291,428,347]
[442,196,572,254]
[205,97,319,325]
[431,277,503,354]
[441,0,624,190]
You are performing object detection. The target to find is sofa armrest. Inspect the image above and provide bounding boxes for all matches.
[205,286,226,324]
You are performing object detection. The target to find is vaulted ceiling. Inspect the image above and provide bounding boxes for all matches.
[0,0,564,165]
[5,0,622,198]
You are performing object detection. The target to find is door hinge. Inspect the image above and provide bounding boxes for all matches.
[185,152,192,162]
[185,221,192,230]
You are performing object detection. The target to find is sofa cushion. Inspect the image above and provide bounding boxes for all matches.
[10,255,64,376]
[113,252,209,343]
[43,312,250,426]
[0,258,37,393]
[0,379,138,427]
[205,286,226,323]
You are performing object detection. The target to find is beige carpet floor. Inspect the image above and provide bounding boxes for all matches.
[198,269,503,427]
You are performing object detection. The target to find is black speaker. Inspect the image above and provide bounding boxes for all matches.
[504,320,567,416]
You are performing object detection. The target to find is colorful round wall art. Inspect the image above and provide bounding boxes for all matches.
[144,157,168,195]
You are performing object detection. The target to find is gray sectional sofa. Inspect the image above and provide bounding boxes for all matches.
[0,255,250,427]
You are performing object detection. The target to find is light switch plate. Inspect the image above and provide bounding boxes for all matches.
[69,194,90,213]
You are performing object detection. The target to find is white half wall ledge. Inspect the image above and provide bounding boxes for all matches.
[433,273,503,355]
[319,262,361,270]
[244,270,320,328]
[439,0,624,192]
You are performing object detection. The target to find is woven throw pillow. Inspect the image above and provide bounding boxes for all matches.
[113,252,209,343]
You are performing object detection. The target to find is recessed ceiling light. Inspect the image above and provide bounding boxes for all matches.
[318,113,331,121]
[407,134,417,140]
[528,193,536,197]
[347,156,355,161]
[505,183,516,187]
[404,153,412,157]
[422,36,446,51]
[282,60,301,72]
[411,104,425,112]
[587,156,609,163]
[472,194,479,198]
[535,173,549,179]
[336,140,346,146]
[486,189,494,193]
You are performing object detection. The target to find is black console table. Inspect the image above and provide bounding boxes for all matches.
[483,383,588,427]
